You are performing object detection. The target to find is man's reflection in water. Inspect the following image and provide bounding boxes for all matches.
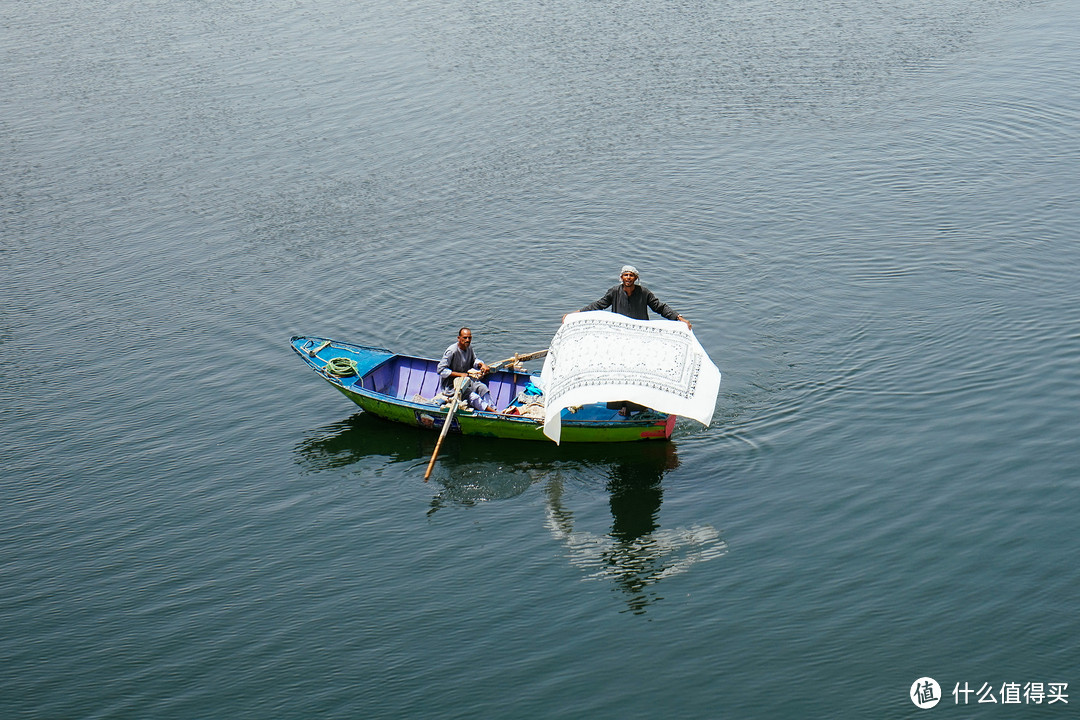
[607,444,672,541]
[546,442,725,615]
[602,443,677,613]
[600,444,673,613]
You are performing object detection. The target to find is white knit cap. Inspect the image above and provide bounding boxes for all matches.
[620,265,639,278]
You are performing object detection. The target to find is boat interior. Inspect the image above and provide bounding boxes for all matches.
[342,354,662,423]
[355,355,537,412]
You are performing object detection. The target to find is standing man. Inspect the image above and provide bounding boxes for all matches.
[568,265,692,329]
[565,265,692,416]
[436,327,497,412]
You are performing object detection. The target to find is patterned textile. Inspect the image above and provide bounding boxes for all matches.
[540,311,722,443]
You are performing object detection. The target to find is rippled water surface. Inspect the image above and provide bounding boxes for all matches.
[3,0,1079,717]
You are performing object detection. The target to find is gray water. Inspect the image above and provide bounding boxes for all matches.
[3,0,1079,717]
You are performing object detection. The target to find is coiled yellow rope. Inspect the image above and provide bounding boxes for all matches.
[325,357,358,377]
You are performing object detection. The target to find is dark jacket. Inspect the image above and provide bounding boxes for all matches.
[579,284,680,321]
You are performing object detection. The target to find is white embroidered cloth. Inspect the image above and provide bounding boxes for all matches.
[540,311,722,443]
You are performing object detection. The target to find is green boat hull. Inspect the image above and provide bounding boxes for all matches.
[332,383,675,442]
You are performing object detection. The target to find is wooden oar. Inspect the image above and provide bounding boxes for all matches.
[423,352,546,480]
[424,376,464,481]
[489,349,548,371]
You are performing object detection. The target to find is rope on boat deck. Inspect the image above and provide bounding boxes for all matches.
[325,357,358,377]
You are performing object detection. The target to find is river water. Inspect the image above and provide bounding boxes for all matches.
[3,0,1078,717]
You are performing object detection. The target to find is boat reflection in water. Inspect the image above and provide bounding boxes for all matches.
[295,413,727,614]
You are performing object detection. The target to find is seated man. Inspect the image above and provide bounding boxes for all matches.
[436,327,496,412]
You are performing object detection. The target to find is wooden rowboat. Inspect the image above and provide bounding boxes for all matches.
[290,336,676,442]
